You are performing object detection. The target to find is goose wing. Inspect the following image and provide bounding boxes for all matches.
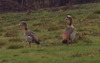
[25,31,39,41]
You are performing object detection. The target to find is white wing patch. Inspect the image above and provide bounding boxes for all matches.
[25,36,32,42]
[70,30,76,40]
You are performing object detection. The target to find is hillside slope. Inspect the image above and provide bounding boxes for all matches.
[0,3,100,63]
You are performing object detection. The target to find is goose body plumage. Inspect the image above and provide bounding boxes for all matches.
[63,25,76,41]
[24,31,40,45]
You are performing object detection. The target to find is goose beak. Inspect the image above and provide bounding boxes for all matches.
[19,23,22,26]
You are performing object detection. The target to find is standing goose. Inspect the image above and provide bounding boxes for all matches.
[19,21,40,47]
[62,15,76,44]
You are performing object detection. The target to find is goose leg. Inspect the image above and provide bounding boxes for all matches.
[29,42,31,47]
[37,44,40,48]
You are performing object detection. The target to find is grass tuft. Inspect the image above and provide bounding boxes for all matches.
[86,14,99,19]
[7,45,24,49]
[94,10,100,14]
[71,52,82,57]
[4,31,18,37]
[8,37,23,42]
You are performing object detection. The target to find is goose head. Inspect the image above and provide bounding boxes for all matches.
[19,21,27,26]
[65,15,73,20]
[19,21,28,30]
[65,15,73,26]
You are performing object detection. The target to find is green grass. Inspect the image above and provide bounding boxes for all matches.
[0,3,100,63]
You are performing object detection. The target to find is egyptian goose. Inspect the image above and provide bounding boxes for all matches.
[19,21,40,47]
[62,15,76,44]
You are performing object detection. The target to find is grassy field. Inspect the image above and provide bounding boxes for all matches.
[0,3,100,63]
